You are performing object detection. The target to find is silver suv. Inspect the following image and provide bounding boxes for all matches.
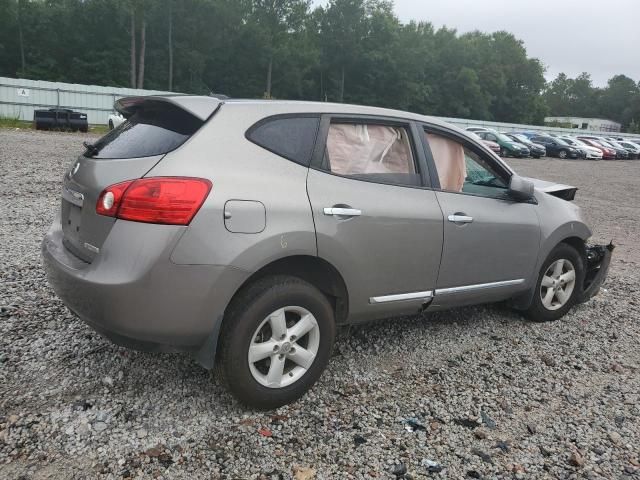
[43,96,612,408]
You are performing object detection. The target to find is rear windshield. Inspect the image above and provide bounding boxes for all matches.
[87,101,203,159]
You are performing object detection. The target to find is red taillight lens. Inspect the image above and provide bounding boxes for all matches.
[96,177,212,225]
[96,180,133,217]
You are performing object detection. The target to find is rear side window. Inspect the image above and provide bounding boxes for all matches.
[247,116,319,166]
[87,101,203,159]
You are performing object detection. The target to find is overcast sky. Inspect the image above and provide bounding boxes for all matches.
[314,0,640,87]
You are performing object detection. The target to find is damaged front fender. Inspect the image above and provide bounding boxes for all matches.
[576,242,615,303]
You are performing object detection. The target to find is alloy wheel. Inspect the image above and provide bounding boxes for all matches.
[248,306,320,388]
[559,150,567,159]
[540,259,576,311]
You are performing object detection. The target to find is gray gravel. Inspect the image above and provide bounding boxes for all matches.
[1,128,639,479]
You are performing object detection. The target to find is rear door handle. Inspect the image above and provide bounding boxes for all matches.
[324,207,362,217]
[448,214,473,224]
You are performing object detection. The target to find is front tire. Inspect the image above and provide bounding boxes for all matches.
[524,244,585,322]
[558,149,568,159]
[218,275,335,409]
[108,120,114,130]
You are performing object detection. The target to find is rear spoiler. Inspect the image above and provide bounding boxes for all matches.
[115,95,223,121]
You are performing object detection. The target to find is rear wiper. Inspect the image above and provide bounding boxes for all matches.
[83,141,99,156]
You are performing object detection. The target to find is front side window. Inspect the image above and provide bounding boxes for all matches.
[323,122,420,186]
[426,132,509,198]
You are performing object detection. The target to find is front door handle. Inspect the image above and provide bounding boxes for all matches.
[324,207,362,217]
[448,214,473,224]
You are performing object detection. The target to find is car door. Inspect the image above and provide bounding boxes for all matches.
[532,136,557,156]
[307,116,444,322]
[421,126,541,308]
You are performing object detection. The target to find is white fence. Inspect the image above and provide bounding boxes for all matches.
[0,77,174,125]
[1,76,638,138]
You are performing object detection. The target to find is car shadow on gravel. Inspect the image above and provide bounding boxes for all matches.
[39,301,528,412]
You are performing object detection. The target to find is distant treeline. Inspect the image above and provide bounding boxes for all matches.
[1,0,639,131]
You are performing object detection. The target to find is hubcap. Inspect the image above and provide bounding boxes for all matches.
[248,306,320,389]
[540,259,576,311]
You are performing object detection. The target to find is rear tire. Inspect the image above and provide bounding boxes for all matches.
[524,243,584,322]
[218,275,335,409]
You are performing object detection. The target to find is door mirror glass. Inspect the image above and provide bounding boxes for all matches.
[508,175,534,201]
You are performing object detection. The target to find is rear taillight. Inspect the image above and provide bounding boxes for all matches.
[96,177,212,225]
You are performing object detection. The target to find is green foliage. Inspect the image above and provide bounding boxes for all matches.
[0,114,30,129]
[542,72,640,130]
[0,0,636,128]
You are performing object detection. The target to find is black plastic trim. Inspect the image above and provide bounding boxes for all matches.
[245,113,321,167]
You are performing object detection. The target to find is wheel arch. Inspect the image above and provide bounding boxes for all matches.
[196,255,349,370]
[510,227,589,311]
[231,254,350,325]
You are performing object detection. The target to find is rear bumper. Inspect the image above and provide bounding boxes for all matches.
[42,215,249,350]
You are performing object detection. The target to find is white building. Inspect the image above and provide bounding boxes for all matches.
[544,116,622,132]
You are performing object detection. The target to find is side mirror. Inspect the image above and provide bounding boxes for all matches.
[508,175,535,201]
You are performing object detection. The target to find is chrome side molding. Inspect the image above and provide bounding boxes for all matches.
[370,279,524,304]
[435,279,525,295]
[369,290,433,304]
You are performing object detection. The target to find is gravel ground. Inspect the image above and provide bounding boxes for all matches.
[1,129,639,480]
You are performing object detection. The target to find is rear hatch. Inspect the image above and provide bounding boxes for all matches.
[60,96,221,263]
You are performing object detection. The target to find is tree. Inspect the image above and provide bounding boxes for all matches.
[0,0,638,130]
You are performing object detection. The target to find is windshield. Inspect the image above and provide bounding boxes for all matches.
[554,137,570,146]
[495,133,513,143]
[598,140,614,147]
[513,134,529,142]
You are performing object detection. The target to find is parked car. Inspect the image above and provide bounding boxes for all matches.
[504,133,546,158]
[477,131,530,157]
[467,131,501,155]
[576,138,617,160]
[528,135,580,159]
[42,96,613,408]
[617,140,640,159]
[605,139,638,159]
[465,126,491,133]
[108,112,125,130]
[579,137,629,159]
[559,137,603,160]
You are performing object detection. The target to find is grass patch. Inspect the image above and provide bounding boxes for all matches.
[0,115,32,129]
[89,124,110,135]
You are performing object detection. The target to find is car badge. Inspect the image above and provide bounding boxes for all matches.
[70,161,80,178]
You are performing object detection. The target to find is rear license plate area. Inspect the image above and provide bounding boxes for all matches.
[61,199,82,238]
